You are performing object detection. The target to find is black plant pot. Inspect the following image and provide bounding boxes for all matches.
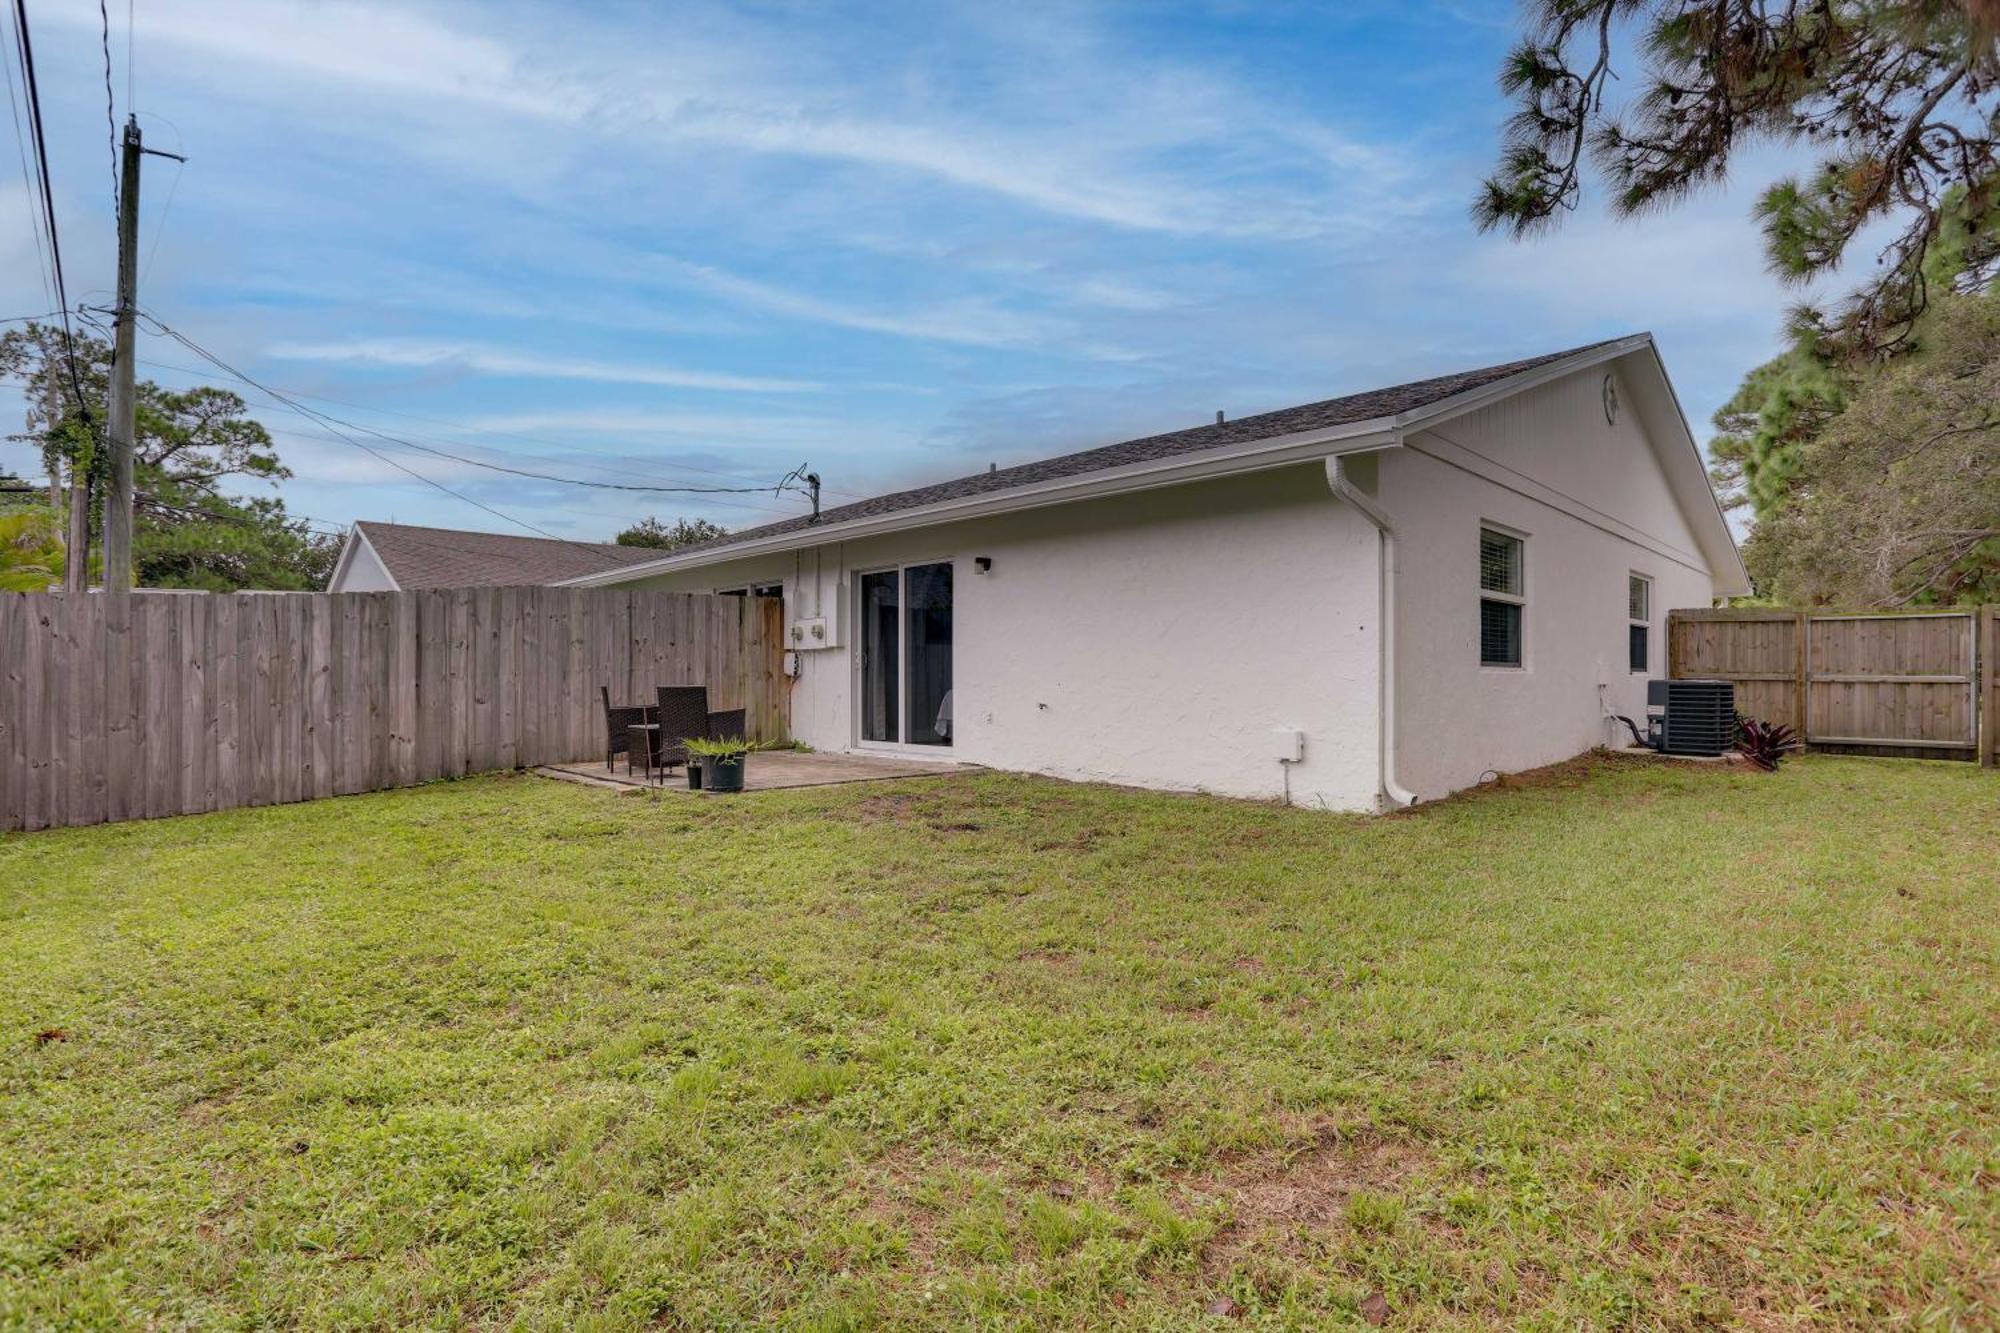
[703,755,746,793]
[686,761,702,791]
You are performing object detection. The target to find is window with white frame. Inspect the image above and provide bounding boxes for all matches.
[1628,573,1652,673]
[1479,526,1525,668]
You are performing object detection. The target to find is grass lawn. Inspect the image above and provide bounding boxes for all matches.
[2,755,1995,1330]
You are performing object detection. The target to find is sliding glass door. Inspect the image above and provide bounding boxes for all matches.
[858,561,952,747]
[860,570,899,743]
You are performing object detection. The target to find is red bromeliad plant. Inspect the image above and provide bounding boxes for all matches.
[1736,718,1804,771]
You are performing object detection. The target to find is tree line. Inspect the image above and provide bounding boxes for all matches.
[0,323,336,592]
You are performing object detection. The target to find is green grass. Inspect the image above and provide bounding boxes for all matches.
[2,754,1995,1330]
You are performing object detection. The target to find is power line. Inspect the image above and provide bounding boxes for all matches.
[111,353,809,523]
[0,5,51,314]
[9,0,95,432]
[123,318,586,541]
[133,311,820,501]
[0,337,777,548]
[128,352,801,508]
[130,357,827,517]
[134,113,180,285]
[97,0,115,219]
[125,371,802,522]
[118,329,860,502]
[141,491,350,539]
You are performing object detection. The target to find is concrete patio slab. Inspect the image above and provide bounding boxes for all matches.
[535,749,972,794]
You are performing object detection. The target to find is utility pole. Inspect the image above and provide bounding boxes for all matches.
[54,359,87,593]
[102,116,182,594]
[61,436,88,593]
[102,117,143,594]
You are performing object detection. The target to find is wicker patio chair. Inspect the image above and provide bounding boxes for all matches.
[705,708,746,742]
[600,686,655,771]
[654,686,712,772]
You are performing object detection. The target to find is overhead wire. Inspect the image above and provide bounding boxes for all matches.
[161,341,561,538]
[125,351,812,516]
[0,328,782,551]
[134,115,179,284]
[0,4,51,313]
[125,315,638,543]
[139,490,350,539]
[98,0,114,218]
[135,311,820,501]
[8,0,96,432]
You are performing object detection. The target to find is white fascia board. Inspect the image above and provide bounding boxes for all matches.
[326,533,357,591]
[1391,334,1651,435]
[559,421,1404,585]
[1628,341,1752,595]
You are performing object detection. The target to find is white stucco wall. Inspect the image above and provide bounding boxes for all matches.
[612,360,1725,810]
[328,532,397,592]
[1384,364,1717,799]
[622,466,1386,811]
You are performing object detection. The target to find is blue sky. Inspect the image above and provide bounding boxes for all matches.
[3,0,1839,542]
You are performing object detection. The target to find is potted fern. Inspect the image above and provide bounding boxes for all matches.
[684,735,757,793]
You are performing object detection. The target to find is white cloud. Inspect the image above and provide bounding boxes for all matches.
[660,260,1064,349]
[450,409,840,439]
[78,0,1410,241]
[264,339,822,393]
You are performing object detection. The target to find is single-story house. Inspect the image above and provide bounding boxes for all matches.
[561,333,1750,812]
[326,520,662,592]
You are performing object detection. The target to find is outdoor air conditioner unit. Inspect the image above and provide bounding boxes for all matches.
[1645,679,1735,756]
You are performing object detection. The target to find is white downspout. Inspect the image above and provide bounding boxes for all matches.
[1327,454,1417,811]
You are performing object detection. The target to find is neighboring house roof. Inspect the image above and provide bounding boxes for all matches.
[329,521,663,591]
[557,333,1748,594]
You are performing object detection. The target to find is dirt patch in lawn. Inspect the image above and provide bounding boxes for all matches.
[1192,1119,1428,1274]
[851,792,923,823]
[1409,748,1742,811]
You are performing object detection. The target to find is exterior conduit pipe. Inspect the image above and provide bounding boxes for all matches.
[1326,453,1418,811]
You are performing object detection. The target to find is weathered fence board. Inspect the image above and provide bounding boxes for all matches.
[1668,611,1804,733]
[1670,607,1992,760]
[0,588,788,832]
[1983,605,1998,768]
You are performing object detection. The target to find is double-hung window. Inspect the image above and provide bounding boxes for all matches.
[1479,526,1525,668]
[1628,573,1652,673]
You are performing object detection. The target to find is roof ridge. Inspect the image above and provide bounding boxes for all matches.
[660,337,1636,561]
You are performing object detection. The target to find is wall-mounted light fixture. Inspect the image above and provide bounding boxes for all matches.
[973,557,993,576]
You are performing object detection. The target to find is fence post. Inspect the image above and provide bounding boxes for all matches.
[1795,611,1809,743]
[1982,604,1996,769]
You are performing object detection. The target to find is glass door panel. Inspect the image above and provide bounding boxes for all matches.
[860,570,899,742]
[904,562,952,746]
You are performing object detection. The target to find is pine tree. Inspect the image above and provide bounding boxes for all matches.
[1478,1,2000,355]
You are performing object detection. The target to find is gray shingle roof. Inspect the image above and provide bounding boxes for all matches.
[667,339,1623,559]
[353,521,662,589]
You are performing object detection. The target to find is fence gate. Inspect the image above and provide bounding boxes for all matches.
[1805,613,1978,753]
[1669,608,1993,763]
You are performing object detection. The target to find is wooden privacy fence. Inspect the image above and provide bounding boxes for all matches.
[0,588,788,832]
[1668,607,1997,765]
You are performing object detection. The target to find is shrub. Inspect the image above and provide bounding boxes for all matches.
[1736,718,1803,771]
